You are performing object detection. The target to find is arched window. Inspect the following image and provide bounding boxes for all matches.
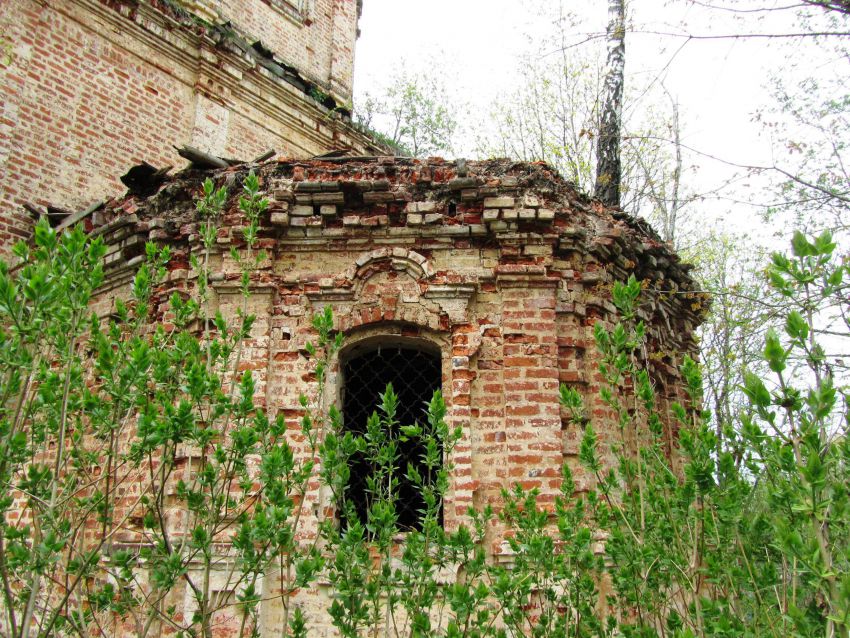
[341,340,442,531]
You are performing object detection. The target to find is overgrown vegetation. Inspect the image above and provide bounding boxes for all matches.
[355,70,458,159]
[0,171,847,636]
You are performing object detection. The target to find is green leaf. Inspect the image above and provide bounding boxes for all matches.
[812,230,836,256]
[763,329,787,373]
[785,310,809,341]
[742,372,771,408]
[791,230,813,257]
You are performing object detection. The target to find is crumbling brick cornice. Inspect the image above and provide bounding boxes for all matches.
[92,156,709,331]
[73,0,383,149]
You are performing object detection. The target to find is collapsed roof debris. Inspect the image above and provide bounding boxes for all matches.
[82,154,703,329]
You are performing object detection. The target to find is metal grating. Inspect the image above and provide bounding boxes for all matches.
[341,345,442,531]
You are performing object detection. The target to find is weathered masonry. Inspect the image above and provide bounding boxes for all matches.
[0,0,383,255]
[2,0,709,632]
[91,156,705,559]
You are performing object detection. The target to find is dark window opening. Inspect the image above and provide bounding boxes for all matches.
[341,344,442,532]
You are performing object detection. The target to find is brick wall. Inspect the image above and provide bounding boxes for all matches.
[188,0,359,101]
[0,0,378,256]
[84,156,706,634]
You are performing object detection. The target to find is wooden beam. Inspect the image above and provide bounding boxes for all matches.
[174,145,229,169]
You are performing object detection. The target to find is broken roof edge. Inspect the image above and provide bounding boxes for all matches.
[91,156,707,323]
[99,156,663,250]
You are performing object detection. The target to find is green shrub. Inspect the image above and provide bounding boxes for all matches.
[0,181,846,637]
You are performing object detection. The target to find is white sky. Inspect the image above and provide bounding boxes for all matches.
[354,1,787,161]
[352,1,846,242]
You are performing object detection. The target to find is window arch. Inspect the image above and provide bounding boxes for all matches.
[340,338,442,531]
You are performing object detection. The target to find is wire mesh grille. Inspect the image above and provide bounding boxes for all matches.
[341,346,442,531]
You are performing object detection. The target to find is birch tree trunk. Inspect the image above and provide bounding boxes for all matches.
[595,0,626,208]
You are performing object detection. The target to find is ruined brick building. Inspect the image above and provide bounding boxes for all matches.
[0,0,706,634]
[84,155,704,632]
[0,0,383,254]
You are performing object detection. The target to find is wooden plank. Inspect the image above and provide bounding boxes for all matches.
[56,201,105,231]
[174,145,229,169]
[252,149,276,163]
